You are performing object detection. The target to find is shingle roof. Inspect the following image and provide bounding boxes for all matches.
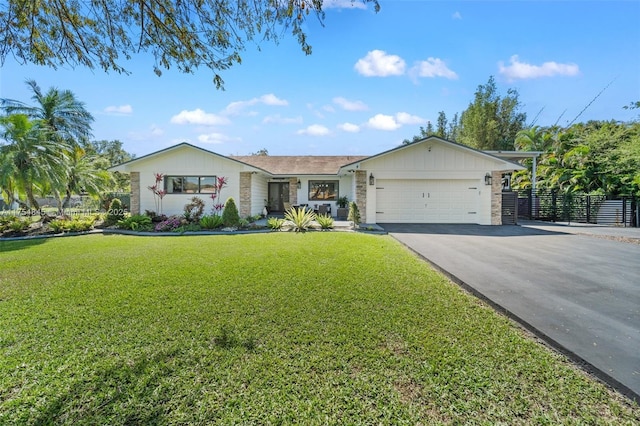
[230,155,368,175]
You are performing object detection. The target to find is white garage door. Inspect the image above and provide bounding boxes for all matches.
[376,179,481,223]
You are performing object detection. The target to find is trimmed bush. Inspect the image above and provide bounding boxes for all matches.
[105,198,126,226]
[347,201,361,227]
[222,197,240,227]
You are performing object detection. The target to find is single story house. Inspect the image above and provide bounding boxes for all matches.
[109,136,525,225]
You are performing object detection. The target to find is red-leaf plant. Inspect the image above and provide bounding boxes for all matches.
[210,176,228,215]
[148,173,166,214]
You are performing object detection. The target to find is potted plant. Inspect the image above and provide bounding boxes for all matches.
[336,196,349,220]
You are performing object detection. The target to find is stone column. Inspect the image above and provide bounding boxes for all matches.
[239,172,252,217]
[490,170,502,225]
[355,170,367,220]
[289,177,298,205]
[130,172,140,215]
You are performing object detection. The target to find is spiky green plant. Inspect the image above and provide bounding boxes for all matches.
[200,214,224,230]
[284,207,316,232]
[267,217,284,230]
[315,214,334,229]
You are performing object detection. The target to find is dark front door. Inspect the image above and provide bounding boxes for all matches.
[268,182,290,213]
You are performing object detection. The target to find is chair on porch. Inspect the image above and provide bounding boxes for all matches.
[318,204,331,215]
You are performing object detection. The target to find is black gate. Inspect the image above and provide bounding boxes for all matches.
[502,192,518,225]
[517,189,638,227]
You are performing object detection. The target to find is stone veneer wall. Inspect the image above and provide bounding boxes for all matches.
[130,172,140,215]
[490,170,503,225]
[355,170,367,221]
[289,177,298,205]
[239,172,252,218]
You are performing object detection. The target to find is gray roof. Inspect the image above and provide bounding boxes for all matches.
[230,155,368,175]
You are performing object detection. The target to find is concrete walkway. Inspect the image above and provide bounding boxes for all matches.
[382,222,640,402]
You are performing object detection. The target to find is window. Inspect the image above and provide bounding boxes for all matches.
[165,176,217,194]
[308,180,338,201]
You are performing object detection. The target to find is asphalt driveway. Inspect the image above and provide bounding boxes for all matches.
[382,222,640,401]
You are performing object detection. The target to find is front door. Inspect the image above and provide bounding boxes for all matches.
[268,182,290,213]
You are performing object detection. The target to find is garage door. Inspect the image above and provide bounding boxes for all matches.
[376,179,480,223]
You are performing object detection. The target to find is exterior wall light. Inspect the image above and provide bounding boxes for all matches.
[297,179,301,189]
[484,173,492,186]
[369,173,375,186]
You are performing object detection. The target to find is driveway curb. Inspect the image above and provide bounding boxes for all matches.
[391,234,640,403]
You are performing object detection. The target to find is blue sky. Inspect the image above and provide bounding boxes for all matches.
[1,0,639,158]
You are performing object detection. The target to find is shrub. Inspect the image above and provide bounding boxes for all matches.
[154,216,183,232]
[117,214,153,231]
[183,196,205,223]
[284,207,316,232]
[200,214,224,230]
[267,217,284,230]
[222,197,240,227]
[316,214,334,229]
[0,215,19,232]
[8,219,30,232]
[66,218,94,232]
[48,219,67,233]
[175,223,202,233]
[105,198,126,226]
[47,217,95,233]
[348,201,361,227]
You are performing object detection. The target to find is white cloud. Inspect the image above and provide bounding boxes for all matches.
[396,112,425,125]
[452,11,462,20]
[354,50,406,77]
[127,124,164,141]
[367,114,401,131]
[333,96,368,111]
[104,104,132,115]
[338,122,361,133]
[262,114,303,125]
[367,112,425,131]
[197,132,240,144]
[297,124,331,136]
[410,58,458,80]
[323,0,367,9]
[224,93,288,115]
[170,109,230,126]
[498,55,580,81]
[260,93,288,106]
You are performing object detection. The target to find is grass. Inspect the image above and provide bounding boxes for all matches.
[0,233,638,424]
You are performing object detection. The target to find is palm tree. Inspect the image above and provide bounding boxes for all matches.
[53,146,113,210]
[1,80,95,210]
[1,80,94,144]
[0,114,67,209]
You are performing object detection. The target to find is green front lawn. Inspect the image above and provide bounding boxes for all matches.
[1,234,637,424]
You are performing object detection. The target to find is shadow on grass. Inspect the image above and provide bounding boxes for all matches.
[31,348,180,425]
[380,223,566,237]
[0,238,48,252]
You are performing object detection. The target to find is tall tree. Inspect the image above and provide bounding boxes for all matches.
[53,146,114,210]
[457,76,526,150]
[1,80,94,144]
[0,0,380,88]
[87,140,135,191]
[0,114,67,209]
[436,111,448,138]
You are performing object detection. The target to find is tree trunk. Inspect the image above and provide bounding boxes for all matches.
[24,184,40,210]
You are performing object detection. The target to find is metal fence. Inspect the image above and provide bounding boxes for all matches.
[517,189,638,227]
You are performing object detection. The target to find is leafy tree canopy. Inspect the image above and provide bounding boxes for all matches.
[457,76,526,150]
[0,0,379,88]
